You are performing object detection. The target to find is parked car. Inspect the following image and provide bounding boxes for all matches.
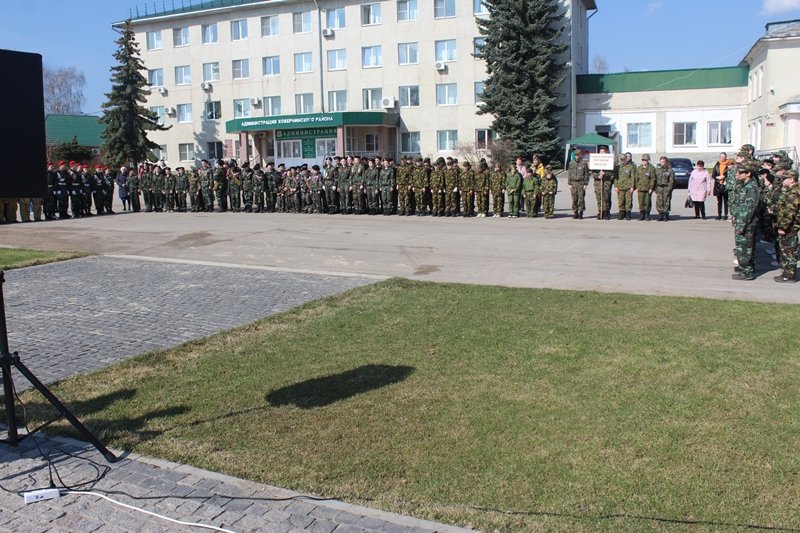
[668,158,693,188]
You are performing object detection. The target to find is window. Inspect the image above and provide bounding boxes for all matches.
[264,96,281,116]
[365,134,378,152]
[262,56,280,76]
[207,141,223,160]
[399,85,420,107]
[473,37,486,56]
[328,49,346,70]
[398,43,418,65]
[475,129,495,149]
[233,98,251,118]
[362,3,382,25]
[362,88,383,110]
[708,121,732,145]
[150,106,166,126]
[202,23,218,44]
[278,140,302,159]
[316,139,337,158]
[327,7,345,29]
[231,19,248,40]
[474,82,485,104]
[153,145,167,161]
[204,101,221,120]
[436,83,458,105]
[435,40,457,62]
[757,67,763,98]
[295,93,313,114]
[474,0,488,14]
[146,31,162,50]
[434,0,456,18]
[627,123,652,147]
[176,103,192,123]
[175,65,191,85]
[437,130,457,151]
[261,15,278,36]
[397,0,418,21]
[328,90,347,111]
[401,132,420,153]
[294,52,312,73]
[673,122,697,146]
[232,59,249,79]
[179,143,195,161]
[148,68,164,87]
[202,62,220,82]
[362,46,382,68]
[173,27,189,46]
[293,11,311,33]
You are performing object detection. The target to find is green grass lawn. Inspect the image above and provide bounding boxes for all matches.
[18,280,800,532]
[0,247,86,270]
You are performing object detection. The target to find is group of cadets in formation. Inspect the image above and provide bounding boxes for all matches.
[119,154,561,219]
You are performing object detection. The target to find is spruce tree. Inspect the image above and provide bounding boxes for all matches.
[54,136,92,162]
[476,0,568,162]
[100,20,167,169]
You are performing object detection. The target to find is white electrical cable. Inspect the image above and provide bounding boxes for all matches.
[64,491,239,533]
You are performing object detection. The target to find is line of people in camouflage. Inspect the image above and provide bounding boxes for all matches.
[119,154,560,218]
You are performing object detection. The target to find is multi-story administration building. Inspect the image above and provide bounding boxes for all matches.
[118,0,595,167]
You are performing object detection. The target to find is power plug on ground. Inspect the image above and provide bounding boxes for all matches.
[23,488,61,504]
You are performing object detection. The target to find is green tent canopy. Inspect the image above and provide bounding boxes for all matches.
[564,133,617,168]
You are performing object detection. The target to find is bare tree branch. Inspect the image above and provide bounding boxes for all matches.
[43,65,86,115]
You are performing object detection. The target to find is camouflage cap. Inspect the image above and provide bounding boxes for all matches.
[773,150,788,158]
[739,160,761,175]
[641,154,651,161]
[741,144,755,153]
[775,161,792,172]
[785,169,799,180]
[736,150,750,158]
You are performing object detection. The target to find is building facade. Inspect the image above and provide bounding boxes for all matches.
[119,0,595,167]
[576,19,800,163]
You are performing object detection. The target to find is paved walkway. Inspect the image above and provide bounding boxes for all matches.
[0,257,468,532]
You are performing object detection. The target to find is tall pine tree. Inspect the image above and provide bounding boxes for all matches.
[476,0,567,162]
[100,20,167,169]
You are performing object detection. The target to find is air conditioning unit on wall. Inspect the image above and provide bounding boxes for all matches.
[157,86,168,95]
[322,28,334,37]
[250,97,261,106]
[381,96,396,109]
[435,61,446,71]
[201,81,212,91]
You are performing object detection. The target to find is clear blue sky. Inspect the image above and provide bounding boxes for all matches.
[2,0,800,115]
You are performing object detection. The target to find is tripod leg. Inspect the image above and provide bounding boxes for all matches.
[11,358,117,463]
[2,357,19,445]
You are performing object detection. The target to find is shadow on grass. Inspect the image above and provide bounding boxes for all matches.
[266,364,415,409]
[10,388,191,446]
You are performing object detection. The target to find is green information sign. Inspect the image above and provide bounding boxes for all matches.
[301,138,316,158]
[276,128,336,140]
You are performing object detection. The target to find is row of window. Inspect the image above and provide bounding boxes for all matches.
[625,121,733,147]
[150,82,486,124]
[156,127,495,163]
[145,0,489,49]
[146,38,483,87]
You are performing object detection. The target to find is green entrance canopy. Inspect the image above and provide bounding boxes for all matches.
[565,133,617,146]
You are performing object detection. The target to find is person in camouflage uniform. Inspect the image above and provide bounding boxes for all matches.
[655,156,675,221]
[443,159,460,217]
[730,160,762,280]
[541,166,558,218]
[522,166,541,218]
[396,157,412,215]
[567,151,589,219]
[323,159,337,214]
[412,158,429,216]
[174,167,189,212]
[591,147,613,220]
[475,160,490,217]
[164,167,177,212]
[127,166,141,212]
[252,164,265,213]
[197,160,213,212]
[460,161,476,217]
[489,162,505,217]
[308,165,324,213]
[615,153,636,220]
[505,163,522,218]
[140,165,153,212]
[151,166,165,212]
[213,161,228,212]
[337,158,351,214]
[228,163,242,212]
[380,158,396,215]
[634,154,658,220]
[351,157,365,214]
[241,162,254,212]
[363,158,380,215]
[187,168,200,212]
[266,162,281,212]
[774,170,800,282]
[430,158,446,216]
